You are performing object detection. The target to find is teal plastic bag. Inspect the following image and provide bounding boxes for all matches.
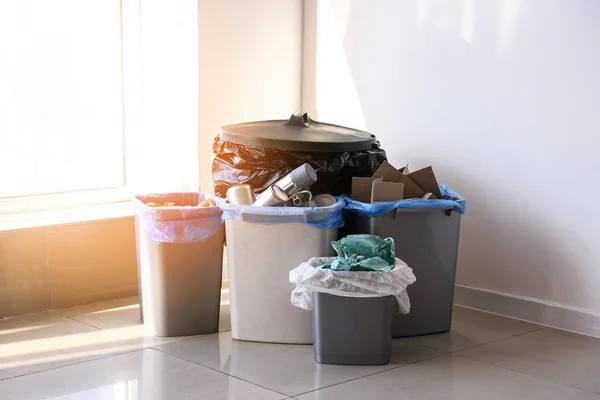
[321,234,396,272]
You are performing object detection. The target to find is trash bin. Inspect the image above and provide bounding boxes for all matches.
[340,186,466,337]
[289,249,416,365]
[220,199,344,344]
[133,193,225,337]
[212,112,387,198]
[312,293,394,365]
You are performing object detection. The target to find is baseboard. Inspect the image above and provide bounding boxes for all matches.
[454,284,600,338]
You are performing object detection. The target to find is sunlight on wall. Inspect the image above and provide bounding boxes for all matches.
[314,0,366,130]
[497,0,522,54]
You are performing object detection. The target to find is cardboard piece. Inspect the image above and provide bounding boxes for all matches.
[408,166,442,199]
[351,177,377,203]
[397,175,426,199]
[372,161,404,182]
[371,181,404,202]
[398,164,410,175]
[351,161,441,203]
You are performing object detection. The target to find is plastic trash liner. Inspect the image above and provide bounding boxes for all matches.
[289,256,416,314]
[132,192,223,243]
[342,184,466,216]
[212,113,387,197]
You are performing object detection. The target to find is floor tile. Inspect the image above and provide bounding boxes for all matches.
[404,306,541,352]
[154,331,443,397]
[456,328,600,394]
[0,312,141,380]
[54,294,232,347]
[297,355,600,400]
[0,349,284,400]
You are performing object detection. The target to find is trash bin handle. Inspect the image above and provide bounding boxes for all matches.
[393,208,454,218]
[285,112,311,128]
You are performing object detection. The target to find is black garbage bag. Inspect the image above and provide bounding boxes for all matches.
[212,137,387,198]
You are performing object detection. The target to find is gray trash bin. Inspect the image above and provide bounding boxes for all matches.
[313,293,394,365]
[341,208,461,338]
[133,193,225,337]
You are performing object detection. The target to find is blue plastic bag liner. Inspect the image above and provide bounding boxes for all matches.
[219,198,344,229]
[343,184,466,217]
[290,256,416,313]
[132,192,223,243]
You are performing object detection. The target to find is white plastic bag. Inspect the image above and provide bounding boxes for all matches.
[289,257,416,314]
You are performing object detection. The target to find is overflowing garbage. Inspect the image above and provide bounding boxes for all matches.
[289,234,416,313]
[131,112,466,365]
[212,113,386,198]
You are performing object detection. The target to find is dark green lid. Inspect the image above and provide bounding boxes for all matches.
[220,112,379,152]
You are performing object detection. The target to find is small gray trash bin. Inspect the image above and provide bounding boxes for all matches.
[313,293,394,365]
[341,208,461,338]
[133,193,225,337]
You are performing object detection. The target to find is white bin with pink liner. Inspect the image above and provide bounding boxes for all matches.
[221,199,344,344]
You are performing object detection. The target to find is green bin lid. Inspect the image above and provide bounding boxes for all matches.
[219,112,379,152]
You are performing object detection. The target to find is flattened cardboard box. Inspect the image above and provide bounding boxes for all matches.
[351,177,377,203]
[372,161,425,199]
[398,175,426,199]
[371,181,404,202]
[408,166,442,198]
[372,161,404,182]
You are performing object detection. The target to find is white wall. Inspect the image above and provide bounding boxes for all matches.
[303,0,600,314]
[197,0,303,193]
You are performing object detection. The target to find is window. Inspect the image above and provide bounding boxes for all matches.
[0,0,199,216]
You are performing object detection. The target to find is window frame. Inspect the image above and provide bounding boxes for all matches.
[0,0,143,216]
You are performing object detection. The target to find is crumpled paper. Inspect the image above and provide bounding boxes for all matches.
[320,234,396,272]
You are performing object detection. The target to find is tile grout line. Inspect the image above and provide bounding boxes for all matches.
[391,324,542,356]
[453,354,600,396]
[0,330,232,384]
[403,341,451,355]
[49,310,103,331]
[150,347,291,399]
[0,348,145,383]
[289,325,547,398]
[290,351,447,398]
[444,326,544,354]
[452,326,600,396]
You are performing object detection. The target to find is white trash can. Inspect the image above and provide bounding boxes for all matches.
[222,199,343,344]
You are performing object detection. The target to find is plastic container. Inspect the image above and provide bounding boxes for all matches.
[341,208,461,337]
[133,193,224,337]
[221,199,344,344]
[226,219,336,344]
[212,112,387,197]
[312,293,393,365]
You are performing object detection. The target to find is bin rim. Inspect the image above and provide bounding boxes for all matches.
[220,197,345,228]
[220,112,379,152]
[341,184,466,216]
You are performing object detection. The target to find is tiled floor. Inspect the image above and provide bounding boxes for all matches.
[1,297,599,400]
